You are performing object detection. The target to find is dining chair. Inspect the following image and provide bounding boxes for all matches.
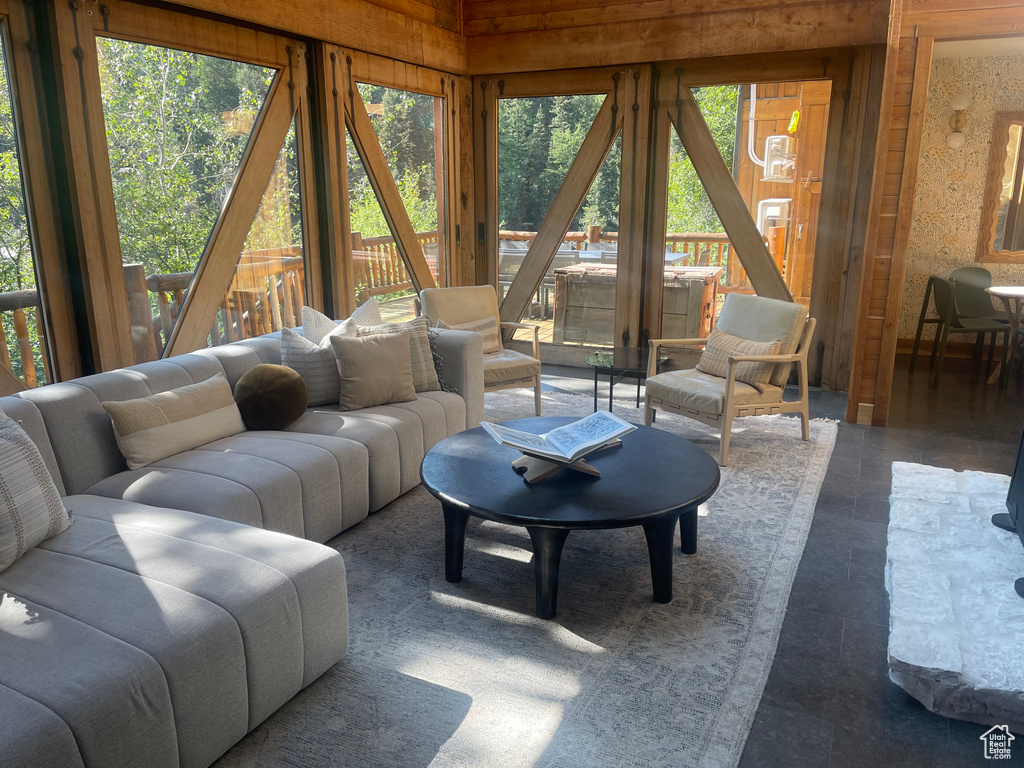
[909,275,1010,387]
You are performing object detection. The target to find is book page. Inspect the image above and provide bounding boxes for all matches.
[546,411,635,460]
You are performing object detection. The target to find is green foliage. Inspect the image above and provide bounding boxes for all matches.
[97,38,274,275]
[348,84,438,240]
[497,94,620,232]
[666,86,739,234]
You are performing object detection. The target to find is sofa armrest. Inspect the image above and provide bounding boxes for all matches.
[432,328,484,428]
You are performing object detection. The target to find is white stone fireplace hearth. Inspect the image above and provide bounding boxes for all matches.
[887,462,1024,732]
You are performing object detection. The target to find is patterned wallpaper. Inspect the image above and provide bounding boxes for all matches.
[899,54,1024,340]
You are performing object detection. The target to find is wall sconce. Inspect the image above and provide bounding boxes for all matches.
[946,93,972,149]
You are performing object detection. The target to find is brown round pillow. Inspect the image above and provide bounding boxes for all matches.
[233,364,308,431]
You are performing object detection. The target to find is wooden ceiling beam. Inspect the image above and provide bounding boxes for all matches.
[668,87,792,302]
[165,0,467,74]
[466,2,889,75]
[499,93,623,326]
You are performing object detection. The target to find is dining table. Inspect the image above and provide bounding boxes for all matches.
[986,285,1024,386]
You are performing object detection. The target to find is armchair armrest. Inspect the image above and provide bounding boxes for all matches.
[647,337,708,377]
[726,353,801,364]
[500,321,541,361]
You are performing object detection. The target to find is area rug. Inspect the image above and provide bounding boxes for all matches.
[215,389,837,768]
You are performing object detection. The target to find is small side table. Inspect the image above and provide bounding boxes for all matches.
[585,347,660,413]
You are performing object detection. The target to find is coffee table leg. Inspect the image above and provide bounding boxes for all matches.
[679,508,698,554]
[527,526,571,619]
[643,517,677,604]
[443,504,469,582]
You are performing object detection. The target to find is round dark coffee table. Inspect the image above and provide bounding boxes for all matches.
[420,416,720,619]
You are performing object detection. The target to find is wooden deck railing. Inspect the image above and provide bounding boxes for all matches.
[352,229,442,304]
[0,289,49,388]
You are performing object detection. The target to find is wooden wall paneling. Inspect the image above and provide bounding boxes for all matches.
[669,86,792,301]
[343,79,435,292]
[493,66,633,98]
[872,35,933,424]
[674,49,846,88]
[3,1,80,380]
[93,0,292,67]
[293,46,323,312]
[473,78,498,288]
[313,44,355,318]
[641,66,672,345]
[845,0,904,425]
[811,51,869,391]
[909,7,1024,39]
[499,92,624,326]
[346,46,449,97]
[466,2,889,75]
[165,72,297,355]
[50,0,135,370]
[159,0,467,74]
[454,75,476,287]
[614,67,653,349]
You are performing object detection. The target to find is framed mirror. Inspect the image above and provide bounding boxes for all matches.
[977,111,1024,263]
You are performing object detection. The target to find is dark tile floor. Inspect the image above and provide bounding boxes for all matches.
[542,354,1024,768]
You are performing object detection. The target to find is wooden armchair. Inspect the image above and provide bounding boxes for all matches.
[419,285,542,415]
[644,293,815,465]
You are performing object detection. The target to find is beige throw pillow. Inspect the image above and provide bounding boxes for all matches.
[696,328,781,391]
[329,333,417,410]
[357,316,440,392]
[437,316,502,354]
[102,373,246,469]
[0,409,72,572]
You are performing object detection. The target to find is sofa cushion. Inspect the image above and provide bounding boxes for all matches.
[102,373,246,469]
[0,410,71,571]
[280,324,351,407]
[357,316,440,393]
[0,495,348,768]
[483,348,541,386]
[234,364,308,430]
[646,368,783,414]
[63,495,348,688]
[331,332,418,410]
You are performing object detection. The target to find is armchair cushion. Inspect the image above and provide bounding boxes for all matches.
[696,329,781,391]
[483,349,541,386]
[437,316,502,354]
[715,293,807,387]
[646,369,783,414]
[420,285,499,328]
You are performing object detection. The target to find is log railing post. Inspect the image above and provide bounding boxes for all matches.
[123,264,159,362]
[13,308,36,388]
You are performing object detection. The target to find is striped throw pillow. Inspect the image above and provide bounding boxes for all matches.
[696,328,781,392]
[102,373,246,470]
[0,410,72,572]
[357,316,440,393]
[437,316,502,354]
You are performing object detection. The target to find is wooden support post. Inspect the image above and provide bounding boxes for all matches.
[500,93,623,327]
[670,87,791,301]
[123,264,159,363]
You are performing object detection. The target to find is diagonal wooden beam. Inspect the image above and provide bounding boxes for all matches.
[500,93,623,326]
[669,88,791,301]
[344,83,435,292]
[166,69,296,356]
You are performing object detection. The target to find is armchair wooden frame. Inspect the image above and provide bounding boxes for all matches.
[494,322,542,416]
[644,317,817,465]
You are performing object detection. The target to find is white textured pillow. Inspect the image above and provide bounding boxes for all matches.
[282,308,357,406]
[0,409,72,571]
[696,329,781,391]
[102,373,246,470]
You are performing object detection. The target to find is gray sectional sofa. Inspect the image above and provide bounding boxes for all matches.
[0,326,484,768]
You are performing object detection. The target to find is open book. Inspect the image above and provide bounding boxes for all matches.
[481,411,636,463]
